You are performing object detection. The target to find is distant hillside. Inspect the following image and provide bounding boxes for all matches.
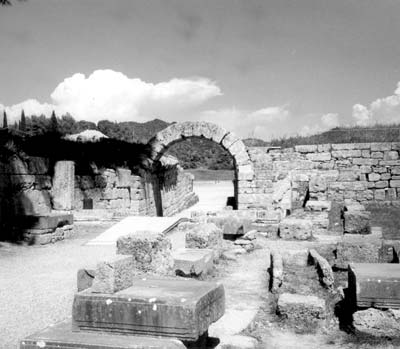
[259,125,400,148]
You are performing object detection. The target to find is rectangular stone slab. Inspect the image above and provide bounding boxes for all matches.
[20,319,185,348]
[348,263,400,309]
[72,277,225,341]
[172,248,214,276]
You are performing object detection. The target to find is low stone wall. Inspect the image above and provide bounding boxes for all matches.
[245,142,400,214]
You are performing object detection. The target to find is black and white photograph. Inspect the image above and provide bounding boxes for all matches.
[1,1,400,348]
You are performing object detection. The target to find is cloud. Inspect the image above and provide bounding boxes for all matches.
[197,105,291,139]
[352,81,400,126]
[321,113,339,128]
[1,69,222,123]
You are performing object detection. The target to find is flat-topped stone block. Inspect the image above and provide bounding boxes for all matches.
[335,232,382,269]
[20,319,185,349]
[348,263,400,309]
[172,248,214,277]
[207,215,252,235]
[116,231,174,275]
[72,277,225,341]
[91,255,134,294]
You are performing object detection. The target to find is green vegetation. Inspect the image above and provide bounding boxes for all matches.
[245,124,400,148]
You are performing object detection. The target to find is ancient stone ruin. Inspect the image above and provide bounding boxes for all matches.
[7,121,400,346]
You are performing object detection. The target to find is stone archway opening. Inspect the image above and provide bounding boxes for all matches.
[148,121,254,216]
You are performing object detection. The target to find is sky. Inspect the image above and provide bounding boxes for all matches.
[1,0,400,140]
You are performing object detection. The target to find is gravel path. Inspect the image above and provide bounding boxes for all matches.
[0,222,116,349]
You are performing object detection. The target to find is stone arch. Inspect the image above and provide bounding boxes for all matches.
[148,121,254,212]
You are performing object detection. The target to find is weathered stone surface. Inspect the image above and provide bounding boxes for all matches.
[77,268,95,292]
[348,263,400,309]
[295,145,318,153]
[116,167,132,187]
[353,308,400,338]
[309,175,327,192]
[14,189,52,216]
[116,231,174,275]
[217,335,258,349]
[207,215,251,235]
[270,251,283,293]
[279,218,313,240]
[185,223,223,250]
[344,209,371,234]
[335,232,382,269]
[72,277,225,341]
[20,319,186,349]
[52,160,75,210]
[17,213,73,230]
[309,249,334,288]
[91,255,134,294]
[305,200,331,212]
[277,293,326,332]
[172,248,214,277]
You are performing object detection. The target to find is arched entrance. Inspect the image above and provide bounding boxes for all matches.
[148,121,254,215]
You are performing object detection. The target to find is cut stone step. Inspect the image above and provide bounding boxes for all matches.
[348,263,400,309]
[20,319,185,348]
[172,248,214,277]
[72,277,225,341]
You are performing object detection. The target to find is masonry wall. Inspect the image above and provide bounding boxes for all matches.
[73,164,198,217]
[244,142,400,214]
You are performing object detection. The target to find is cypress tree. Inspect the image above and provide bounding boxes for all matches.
[2,110,7,128]
[20,109,26,131]
[50,110,59,133]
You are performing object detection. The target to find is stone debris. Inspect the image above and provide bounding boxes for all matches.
[270,251,283,293]
[116,231,174,275]
[335,231,382,269]
[172,248,214,277]
[279,217,313,240]
[353,308,400,338]
[77,268,95,292]
[343,203,371,234]
[91,255,135,294]
[309,249,334,288]
[277,293,326,332]
[185,223,223,251]
[305,200,331,212]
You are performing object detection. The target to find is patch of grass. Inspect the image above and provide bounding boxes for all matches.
[246,123,400,148]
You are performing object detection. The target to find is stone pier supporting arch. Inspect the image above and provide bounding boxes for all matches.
[148,121,254,212]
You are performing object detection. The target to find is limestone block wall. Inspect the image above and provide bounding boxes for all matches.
[159,167,199,217]
[73,165,198,217]
[245,142,400,213]
[74,167,145,214]
[0,156,53,220]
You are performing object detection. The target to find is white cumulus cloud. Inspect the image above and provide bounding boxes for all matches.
[1,69,222,124]
[352,81,400,126]
[321,113,339,128]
